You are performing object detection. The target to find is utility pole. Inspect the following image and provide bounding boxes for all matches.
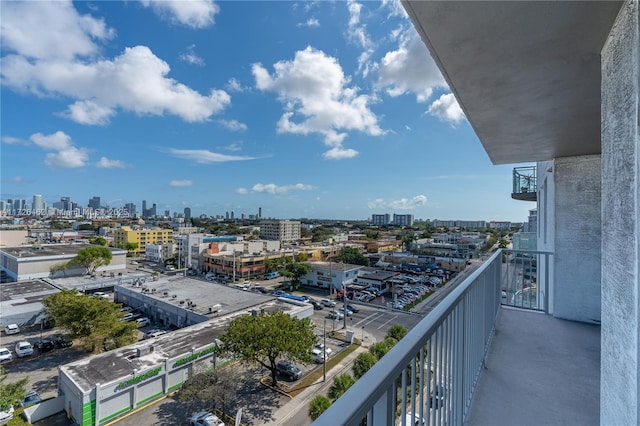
[323,319,327,382]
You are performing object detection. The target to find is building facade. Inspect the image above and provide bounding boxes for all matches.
[259,220,301,242]
[113,226,174,256]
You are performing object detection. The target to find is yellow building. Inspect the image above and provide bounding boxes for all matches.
[113,226,173,255]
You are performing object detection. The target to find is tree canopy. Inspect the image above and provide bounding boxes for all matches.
[308,395,332,420]
[72,246,112,274]
[352,352,377,379]
[327,373,356,401]
[0,366,28,413]
[219,311,316,386]
[386,325,408,342]
[41,289,137,353]
[336,247,369,266]
[179,367,240,416]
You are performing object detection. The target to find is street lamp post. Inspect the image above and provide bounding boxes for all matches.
[323,319,327,382]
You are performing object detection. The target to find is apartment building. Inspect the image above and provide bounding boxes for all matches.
[259,219,301,242]
[113,226,173,255]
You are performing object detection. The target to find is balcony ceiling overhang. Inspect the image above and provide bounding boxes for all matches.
[403,1,623,164]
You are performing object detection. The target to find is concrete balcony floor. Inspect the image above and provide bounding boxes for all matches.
[465,307,600,426]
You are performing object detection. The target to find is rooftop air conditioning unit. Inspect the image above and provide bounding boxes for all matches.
[163,291,168,296]
[171,294,177,299]
[179,300,185,305]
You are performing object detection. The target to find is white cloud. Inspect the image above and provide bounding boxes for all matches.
[252,46,383,159]
[377,28,446,102]
[166,148,256,164]
[347,0,371,49]
[226,78,245,92]
[381,0,408,19]
[219,119,247,132]
[298,18,320,28]
[140,0,220,29]
[427,93,465,125]
[96,157,127,168]
[368,194,428,210]
[1,136,27,145]
[29,131,89,169]
[169,180,193,187]
[1,2,230,125]
[179,44,205,66]
[223,142,242,151]
[236,183,313,195]
[323,147,358,160]
[1,0,114,61]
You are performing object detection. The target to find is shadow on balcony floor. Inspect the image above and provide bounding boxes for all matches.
[465,307,600,426]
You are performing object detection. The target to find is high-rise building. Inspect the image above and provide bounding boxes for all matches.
[392,214,414,227]
[32,195,43,212]
[88,196,101,210]
[258,207,262,219]
[371,214,391,226]
[142,200,147,217]
[184,207,191,219]
[124,203,136,217]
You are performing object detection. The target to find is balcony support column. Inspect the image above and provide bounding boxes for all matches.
[601,1,640,424]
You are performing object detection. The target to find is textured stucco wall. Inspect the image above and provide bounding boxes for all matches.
[601,1,639,424]
[553,156,602,323]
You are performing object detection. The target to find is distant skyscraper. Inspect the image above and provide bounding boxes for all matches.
[88,196,101,210]
[164,210,170,217]
[142,200,147,217]
[184,207,191,219]
[258,207,262,218]
[124,203,136,217]
[151,203,157,217]
[230,211,235,220]
[32,195,43,212]
[225,211,229,220]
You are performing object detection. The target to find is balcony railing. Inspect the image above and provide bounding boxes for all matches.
[511,166,537,201]
[314,249,553,426]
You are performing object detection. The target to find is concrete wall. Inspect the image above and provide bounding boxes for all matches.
[600,1,639,424]
[553,155,602,324]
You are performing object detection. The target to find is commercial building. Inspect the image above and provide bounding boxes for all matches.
[0,280,60,326]
[0,244,126,282]
[51,279,311,426]
[299,261,363,292]
[392,214,414,227]
[259,219,301,242]
[113,226,173,256]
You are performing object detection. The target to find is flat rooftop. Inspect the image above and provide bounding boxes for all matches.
[60,298,306,393]
[309,261,363,271]
[116,275,277,317]
[0,244,126,259]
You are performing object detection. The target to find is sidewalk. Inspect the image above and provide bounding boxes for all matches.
[263,345,368,425]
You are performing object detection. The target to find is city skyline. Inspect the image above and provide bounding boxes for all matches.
[1,1,534,222]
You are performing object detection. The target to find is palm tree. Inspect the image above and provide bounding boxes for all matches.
[327,374,356,401]
[308,395,332,420]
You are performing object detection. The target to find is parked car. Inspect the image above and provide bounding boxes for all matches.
[135,317,151,327]
[4,324,19,335]
[33,338,55,353]
[21,390,41,408]
[15,341,33,358]
[52,334,73,348]
[189,410,225,426]
[92,291,109,300]
[314,343,333,357]
[311,348,326,364]
[144,329,167,339]
[0,348,12,363]
[320,299,336,308]
[0,404,13,424]
[276,360,302,381]
[337,308,352,317]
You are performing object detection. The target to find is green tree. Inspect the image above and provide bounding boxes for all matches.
[498,238,509,249]
[49,261,69,278]
[327,373,356,401]
[386,325,408,342]
[219,311,316,386]
[0,366,28,414]
[308,395,332,420]
[353,352,377,379]
[283,262,312,290]
[73,246,113,275]
[369,338,397,361]
[41,289,137,353]
[336,247,369,266]
[124,242,138,256]
[179,367,240,415]
[402,235,417,252]
[89,237,107,246]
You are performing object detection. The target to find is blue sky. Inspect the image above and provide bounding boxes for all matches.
[1,0,533,222]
